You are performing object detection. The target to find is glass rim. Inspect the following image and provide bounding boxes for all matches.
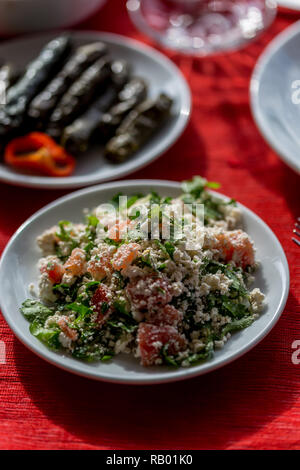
[126,0,278,56]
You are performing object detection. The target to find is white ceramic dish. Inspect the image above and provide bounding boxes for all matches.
[0,32,191,189]
[250,21,300,174]
[278,0,300,11]
[0,0,106,35]
[0,180,289,385]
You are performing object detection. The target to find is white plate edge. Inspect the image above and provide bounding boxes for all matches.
[250,20,300,174]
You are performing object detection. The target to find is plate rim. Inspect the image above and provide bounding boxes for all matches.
[0,31,191,189]
[250,20,300,174]
[0,179,290,385]
[278,0,300,11]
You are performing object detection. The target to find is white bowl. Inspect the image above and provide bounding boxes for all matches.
[0,0,106,35]
[0,180,290,385]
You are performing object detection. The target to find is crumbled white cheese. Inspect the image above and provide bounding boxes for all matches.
[37,226,58,256]
[38,272,57,303]
[249,288,265,313]
[59,332,72,350]
[114,333,133,354]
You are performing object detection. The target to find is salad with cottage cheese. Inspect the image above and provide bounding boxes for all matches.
[21,177,264,367]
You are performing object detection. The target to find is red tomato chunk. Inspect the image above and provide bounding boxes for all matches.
[137,323,186,366]
[41,260,64,284]
[91,284,114,326]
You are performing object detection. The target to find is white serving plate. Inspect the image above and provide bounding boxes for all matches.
[277,0,300,11]
[251,20,300,174]
[0,32,191,189]
[0,180,289,385]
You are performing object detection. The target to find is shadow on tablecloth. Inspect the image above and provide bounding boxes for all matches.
[12,290,300,450]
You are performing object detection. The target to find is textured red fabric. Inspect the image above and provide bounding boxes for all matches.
[0,1,299,450]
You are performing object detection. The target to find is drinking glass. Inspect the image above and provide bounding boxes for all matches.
[127,0,277,55]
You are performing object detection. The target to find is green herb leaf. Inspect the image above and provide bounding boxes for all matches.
[138,254,153,269]
[107,320,137,334]
[185,340,214,365]
[110,192,123,208]
[164,241,175,259]
[53,279,84,304]
[161,344,179,367]
[87,215,99,227]
[201,259,247,296]
[129,210,141,221]
[84,241,95,260]
[222,299,249,318]
[85,281,101,293]
[221,316,254,336]
[162,197,172,204]
[113,298,130,317]
[205,181,221,189]
[104,237,121,247]
[182,176,206,197]
[20,300,53,322]
[29,321,60,350]
[157,263,166,271]
[66,302,92,319]
[72,343,114,362]
[56,220,71,242]
[150,191,161,204]
[101,355,113,362]
[182,176,220,198]
[155,240,175,259]
[127,194,143,208]
[56,221,79,252]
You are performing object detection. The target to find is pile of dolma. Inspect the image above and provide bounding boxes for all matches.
[0,35,173,166]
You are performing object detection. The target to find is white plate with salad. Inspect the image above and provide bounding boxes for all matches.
[0,178,289,384]
[0,31,190,189]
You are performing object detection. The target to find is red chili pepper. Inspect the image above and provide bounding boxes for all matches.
[4,132,76,177]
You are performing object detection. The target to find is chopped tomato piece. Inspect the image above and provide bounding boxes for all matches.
[137,323,186,366]
[64,248,86,277]
[40,259,64,284]
[112,243,140,271]
[107,219,130,242]
[214,230,255,269]
[57,317,78,341]
[87,252,112,281]
[91,284,114,326]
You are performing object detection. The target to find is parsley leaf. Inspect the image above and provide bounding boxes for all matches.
[182,176,220,198]
[127,194,143,208]
[161,344,178,367]
[66,302,92,320]
[221,316,254,336]
[29,321,60,350]
[20,300,54,322]
[86,215,99,227]
[164,241,175,259]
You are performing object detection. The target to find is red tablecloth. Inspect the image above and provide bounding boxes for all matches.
[0,0,299,451]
